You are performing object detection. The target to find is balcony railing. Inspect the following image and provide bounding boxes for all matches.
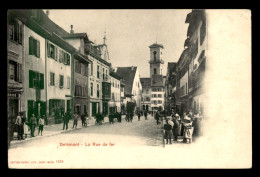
[149,59,164,64]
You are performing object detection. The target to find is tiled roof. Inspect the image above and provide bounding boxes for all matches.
[151,75,164,87]
[140,78,151,88]
[115,67,137,95]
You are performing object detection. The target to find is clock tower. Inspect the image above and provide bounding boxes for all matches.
[149,43,164,78]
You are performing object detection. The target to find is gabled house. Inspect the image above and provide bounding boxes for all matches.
[115,66,142,112]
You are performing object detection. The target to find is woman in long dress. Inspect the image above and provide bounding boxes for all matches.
[183,119,193,143]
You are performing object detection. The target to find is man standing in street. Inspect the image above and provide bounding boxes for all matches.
[137,111,141,121]
[63,112,69,130]
[155,111,160,125]
[144,110,148,120]
[72,113,78,129]
[30,114,37,137]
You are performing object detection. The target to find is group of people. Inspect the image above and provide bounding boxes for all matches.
[71,112,89,129]
[14,113,45,141]
[161,110,203,144]
[137,110,148,121]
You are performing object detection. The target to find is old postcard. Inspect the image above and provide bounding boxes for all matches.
[7,9,251,169]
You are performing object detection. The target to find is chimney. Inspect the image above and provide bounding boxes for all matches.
[46,10,50,17]
[70,25,74,34]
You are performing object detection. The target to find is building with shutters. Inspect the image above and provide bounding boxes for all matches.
[8,10,76,125]
[63,27,92,117]
[84,35,112,117]
[7,11,25,143]
[109,71,122,114]
[175,9,207,115]
[165,62,177,112]
[115,66,143,113]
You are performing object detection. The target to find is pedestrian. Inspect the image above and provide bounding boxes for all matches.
[85,111,89,127]
[30,114,37,137]
[15,113,24,140]
[72,113,78,129]
[183,119,193,144]
[129,112,133,122]
[173,114,181,141]
[192,112,203,138]
[155,111,160,125]
[164,118,173,144]
[109,114,114,124]
[138,111,141,121]
[38,116,44,136]
[118,112,122,123]
[81,113,86,127]
[144,110,148,120]
[63,112,69,130]
[23,115,29,139]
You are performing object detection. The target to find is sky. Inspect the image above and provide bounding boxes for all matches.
[45,9,191,78]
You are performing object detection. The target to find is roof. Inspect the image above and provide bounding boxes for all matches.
[115,67,137,95]
[8,10,76,54]
[151,75,164,87]
[63,33,89,41]
[149,43,164,49]
[110,71,122,80]
[140,78,151,88]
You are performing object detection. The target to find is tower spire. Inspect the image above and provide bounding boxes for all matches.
[103,30,107,45]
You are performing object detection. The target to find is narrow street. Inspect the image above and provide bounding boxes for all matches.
[8,115,168,168]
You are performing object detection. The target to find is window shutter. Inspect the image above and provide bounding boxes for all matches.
[67,54,70,65]
[19,23,22,44]
[63,52,66,64]
[29,37,33,55]
[55,47,58,61]
[29,70,33,88]
[18,63,22,82]
[40,73,44,89]
[36,40,40,58]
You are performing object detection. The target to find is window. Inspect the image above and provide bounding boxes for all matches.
[153,51,157,61]
[103,68,105,79]
[97,65,100,78]
[75,60,81,74]
[146,97,150,101]
[91,63,93,75]
[146,89,149,93]
[83,64,88,76]
[105,70,108,79]
[29,37,40,58]
[9,19,22,44]
[67,77,70,89]
[158,100,162,104]
[50,72,55,86]
[112,93,115,101]
[153,100,157,105]
[29,70,44,89]
[97,84,100,97]
[9,60,21,82]
[91,83,93,96]
[158,94,162,98]
[154,68,157,75]
[59,75,64,88]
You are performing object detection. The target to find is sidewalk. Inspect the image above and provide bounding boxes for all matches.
[10,116,112,146]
